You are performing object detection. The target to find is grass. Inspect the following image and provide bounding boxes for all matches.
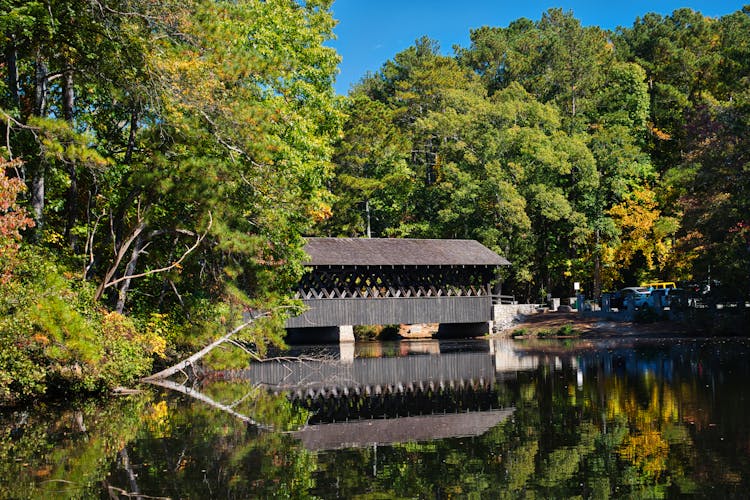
[535,323,581,338]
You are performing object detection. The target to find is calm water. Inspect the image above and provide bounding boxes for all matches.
[3,337,750,498]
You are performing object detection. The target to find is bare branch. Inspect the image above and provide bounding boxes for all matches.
[169,279,185,308]
[95,218,147,300]
[89,0,162,22]
[1,109,40,138]
[105,484,171,500]
[102,212,212,290]
[198,110,251,163]
[84,210,105,279]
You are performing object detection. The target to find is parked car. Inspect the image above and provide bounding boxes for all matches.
[624,288,651,309]
[609,287,650,310]
[666,288,690,309]
[641,281,677,290]
[648,287,682,308]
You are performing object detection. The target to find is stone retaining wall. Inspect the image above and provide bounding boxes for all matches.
[492,304,542,333]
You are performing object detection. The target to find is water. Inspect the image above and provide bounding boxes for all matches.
[3,337,750,498]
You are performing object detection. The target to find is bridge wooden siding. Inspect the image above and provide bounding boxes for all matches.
[286,238,510,330]
[286,296,493,328]
[225,350,500,394]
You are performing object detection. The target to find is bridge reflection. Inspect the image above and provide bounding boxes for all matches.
[200,339,561,450]
[204,339,528,449]
[293,408,515,451]
[216,339,541,401]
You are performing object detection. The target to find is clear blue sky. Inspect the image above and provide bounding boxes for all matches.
[329,1,747,95]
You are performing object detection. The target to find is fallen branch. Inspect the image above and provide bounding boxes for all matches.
[141,312,269,381]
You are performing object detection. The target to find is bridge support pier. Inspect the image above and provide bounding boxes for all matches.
[339,325,355,342]
[435,321,493,338]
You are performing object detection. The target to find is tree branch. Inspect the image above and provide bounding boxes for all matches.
[102,212,212,290]
[95,219,147,300]
[142,310,268,381]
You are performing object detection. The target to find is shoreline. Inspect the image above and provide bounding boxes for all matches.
[497,310,694,338]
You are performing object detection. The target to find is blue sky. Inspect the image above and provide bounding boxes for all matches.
[328,1,747,95]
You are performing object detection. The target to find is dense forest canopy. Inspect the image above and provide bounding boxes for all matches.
[0,0,340,402]
[319,6,750,302]
[1,2,749,401]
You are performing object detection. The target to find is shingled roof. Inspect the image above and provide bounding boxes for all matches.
[302,237,510,266]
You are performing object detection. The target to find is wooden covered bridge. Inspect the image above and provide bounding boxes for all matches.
[285,238,511,342]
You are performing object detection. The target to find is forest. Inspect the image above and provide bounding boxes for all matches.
[1,0,749,402]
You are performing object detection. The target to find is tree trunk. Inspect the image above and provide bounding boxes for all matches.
[5,36,20,109]
[34,51,48,116]
[30,164,45,231]
[62,70,74,121]
[571,92,576,117]
[142,316,266,381]
[112,187,141,249]
[124,107,138,165]
[147,378,270,429]
[94,220,147,301]
[117,447,142,498]
[115,232,145,313]
[30,51,49,230]
[62,70,79,249]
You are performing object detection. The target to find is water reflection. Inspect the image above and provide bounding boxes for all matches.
[3,337,750,498]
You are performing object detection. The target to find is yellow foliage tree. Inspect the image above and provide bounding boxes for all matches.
[604,187,677,283]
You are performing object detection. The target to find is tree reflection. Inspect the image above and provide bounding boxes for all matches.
[3,339,750,497]
[0,396,151,499]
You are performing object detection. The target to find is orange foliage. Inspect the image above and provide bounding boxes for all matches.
[648,123,672,141]
[308,201,333,223]
[1,159,35,284]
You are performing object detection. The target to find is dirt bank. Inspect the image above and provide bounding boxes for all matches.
[500,310,692,338]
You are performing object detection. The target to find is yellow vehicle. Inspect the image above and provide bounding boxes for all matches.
[641,281,676,290]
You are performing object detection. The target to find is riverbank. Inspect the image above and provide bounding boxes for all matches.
[499,310,693,338]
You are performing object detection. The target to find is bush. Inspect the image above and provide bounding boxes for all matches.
[536,324,581,338]
[0,248,166,404]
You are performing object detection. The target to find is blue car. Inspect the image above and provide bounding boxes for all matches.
[621,287,651,309]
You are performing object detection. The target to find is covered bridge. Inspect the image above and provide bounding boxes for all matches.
[285,238,511,342]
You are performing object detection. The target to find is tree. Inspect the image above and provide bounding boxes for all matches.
[670,94,750,296]
[322,93,413,237]
[614,8,722,172]
[1,0,340,315]
[338,35,605,299]
[454,9,660,294]
[0,0,341,399]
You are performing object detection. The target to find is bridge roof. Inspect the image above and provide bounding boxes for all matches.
[303,237,510,267]
[293,409,515,450]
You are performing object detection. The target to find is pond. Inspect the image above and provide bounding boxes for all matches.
[2,336,750,498]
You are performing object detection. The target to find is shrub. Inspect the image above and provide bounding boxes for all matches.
[556,323,579,336]
[0,162,35,285]
[512,328,528,338]
[377,325,401,340]
[0,247,166,403]
[536,324,581,338]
